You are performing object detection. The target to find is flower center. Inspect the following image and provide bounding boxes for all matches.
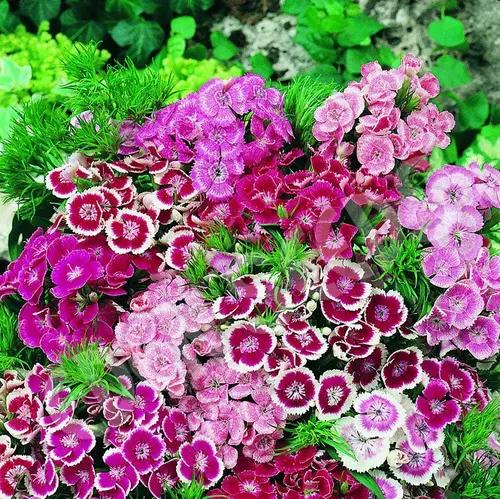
[79,203,98,221]
[285,380,306,401]
[327,385,344,406]
[194,451,208,472]
[109,466,125,479]
[123,220,140,240]
[430,399,445,414]
[67,265,83,281]
[393,361,408,377]
[135,442,150,460]
[336,276,354,293]
[374,304,390,322]
[240,335,260,353]
[61,433,79,448]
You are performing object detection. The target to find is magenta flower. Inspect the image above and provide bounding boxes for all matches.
[177,437,223,488]
[356,134,395,175]
[51,249,103,298]
[147,460,179,499]
[60,455,95,499]
[338,417,390,472]
[439,358,474,402]
[163,227,197,271]
[435,281,484,329]
[427,204,483,261]
[414,306,459,346]
[240,389,286,434]
[382,348,423,392]
[263,345,305,377]
[364,289,407,336]
[283,326,327,360]
[372,472,404,499]
[211,470,276,499]
[315,222,357,262]
[122,428,165,474]
[46,419,96,466]
[106,208,156,255]
[329,321,380,360]
[223,321,276,373]
[66,190,105,236]
[353,390,405,438]
[422,247,464,288]
[390,439,442,486]
[416,379,460,430]
[191,159,238,201]
[315,370,356,420]
[271,367,318,415]
[17,257,47,304]
[404,411,445,452]
[398,196,435,231]
[4,388,43,444]
[214,275,265,320]
[322,260,371,311]
[346,345,386,390]
[456,315,500,360]
[321,296,363,325]
[27,458,59,498]
[162,408,191,454]
[95,449,139,496]
[0,456,34,499]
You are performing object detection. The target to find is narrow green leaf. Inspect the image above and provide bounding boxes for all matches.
[349,471,384,499]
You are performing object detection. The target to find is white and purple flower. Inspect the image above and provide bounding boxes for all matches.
[382,348,423,392]
[271,367,318,415]
[315,370,356,420]
[122,428,165,475]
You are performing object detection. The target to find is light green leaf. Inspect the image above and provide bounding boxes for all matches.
[19,0,60,25]
[0,58,32,91]
[294,25,336,63]
[282,0,310,14]
[171,15,196,39]
[349,471,384,499]
[429,138,458,173]
[345,47,378,74]
[0,0,9,29]
[459,124,500,168]
[432,55,472,88]
[458,92,489,130]
[250,52,274,78]
[378,45,399,68]
[337,13,384,47]
[167,34,186,58]
[428,16,466,47]
[210,31,238,61]
[111,19,164,65]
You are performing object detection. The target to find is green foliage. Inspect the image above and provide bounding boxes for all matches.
[348,471,384,499]
[250,52,274,78]
[459,124,500,167]
[0,303,29,374]
[282,75,338,148]
[372,231,432,317]
[457,91,490,130]
[165,478,206,499]
[428,16,466,47]
[52,342,133,409]
[459,462,500,499]
[432,54,472,88]
[204,224,236,253]
[171,16,196,39]
[210,31,239,61]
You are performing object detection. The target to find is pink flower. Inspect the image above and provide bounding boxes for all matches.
[27,458,59,499]
[271,367,318,415]
[397,113,435,154]
[223,321,276,372]
[242,430,282,464]
[398,196,436,231]
[4,388,43,444]
[162,409,191,454]
[283,327,327,360]
[191,159,240,201]
[163,227,198,271]
[66,191,105,236]
[60,456,95,499]
[426,165,475,207]
[422,247,464,288]
[390,439,442,486]
[382,348,423,392]
[315,370,356,420]
[122,428,165,474]
[45,153,90,199]
[456,315,500,360]
[329,321,380,360]
[46,419,96,466]
[427,205,483,261]
[404,411,444,452]
[414,306,459,346]
[322,260,371,311]
[314,222,357,262]
[214,275,265,320]
[177,437,223,488]
[115,311,156,346]
[353,390,405,437]
[95,449,139,496]
[435,281,484,329]
[399,53,423,77]
[356,133,395,174]
[321,296,363,325]
[51,249,103,298]
[106,208,156,255]
[240,389,286,434]
[0,456,34,499]
[364,289,407,336]
[200,402,245,446]
[191,358,237,405]
[211,470,276,499]
[346,345,386,390]
[147,460,179,499]
[416,379,460,430]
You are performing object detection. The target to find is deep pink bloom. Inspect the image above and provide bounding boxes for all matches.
[382,348,423,392]
[0,456,34,499]
[66,190,105,236]
[439,358,474,402]
[214,275,265,320]
[404,411,444,452]
[162,409,191,454]
[163,227,197,271]
[283,327,327,360]
[271,367,318,415]
[4,388,43,444]
[364,289,407,336]
[95,449,139,496]
[321,295,363,325]
[60,456,95,499]
[329,321,380,360]
[27,458,59,498]
[177,437,223,488]
[346,345,386,390]
[315,370,356,420]
[122,428,165,474]
[212,470,276,499]
[416,379,460,430]
[46,420,96,466]
[147,460,179,499]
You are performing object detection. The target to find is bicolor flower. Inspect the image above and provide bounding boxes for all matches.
[95,449,139,496]
[382,348,423,392]
[404,411,445,452]
[223,321,277,373]
[364,289,408,336]
[27,458,59,499]
[315,370,356,420]
[59,456,95,499]
[329,321,380,360]
[122,428,165,475]
[0,456,34,499]
[46,420,96,466]
[346,345,386,390]
[416,379,460,430]
[272,367,318,415]
[456,315,500,360]
[283,327,328,360]
[66,190,105,236]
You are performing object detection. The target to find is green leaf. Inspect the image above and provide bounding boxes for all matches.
[349,471,384,499]
[378,46,399,68]
[170,0,213,14]
[0,105,18,140]
[111,19,164,65]
[294,26,336,63]
[282,0,310,14]
[429,138,458,173]
[345,47,378,74]
[167,34,186,58]
[250,52,274,78]
[105,0,144,19]
[459,124,500,168]
[171,16,196,39]
[428,16,466,47]
[432,55,472,88]
[210,31,238,61]
[19,0,60,25]
[184,42,208,60]
[0,0,9,29]
[337,13,384,47]
[60,9,106,43]
[0,58,32,91]
[458,92,489,130]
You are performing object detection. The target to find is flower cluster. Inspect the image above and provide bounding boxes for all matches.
[0,57,498,499]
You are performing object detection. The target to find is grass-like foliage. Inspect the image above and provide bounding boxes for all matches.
[165,479,206,499]
[52,342,132,409]
[204,224,236,253]
[0,303,29,374]
[460,462,500,499]
[283,75,338,149]
[372,231,432,317]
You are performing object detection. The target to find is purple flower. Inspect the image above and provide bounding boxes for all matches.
[283,326,328,360]
[338,417,390,472]
[422,247,465,288]
[148,460,179,498]
[353,390,405,437]
[18,258,47,304]
[435,281,484,329]
[416,379,460,430]
[95,449,139,496]
[271,367,318,416]
[51,249,104,299]
[191,158,239,201]
[425,165,475,207]
[414,306,459,346]
[456,315,500,360]
[223,322,276,373]
[372,472,404,499]
[346,345,386,390]
[46,420,96,466]
[426,205,483,261]
[356,133,395,175]
[198,79,239,126]
[382,348,423,392]
[398,196,436,231]
[404,411,445,452]
[162,408,191,454]
[315,370,356,420]
[177,437,223,488]
[27,458,59,498]
[60,456,95,499]
[390,439,442,486]
[122,428,165,474]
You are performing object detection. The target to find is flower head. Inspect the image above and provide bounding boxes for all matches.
[382,348,423,392]
[122,428,165,474]
[315,370,356,420]
[272,368,318,416]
